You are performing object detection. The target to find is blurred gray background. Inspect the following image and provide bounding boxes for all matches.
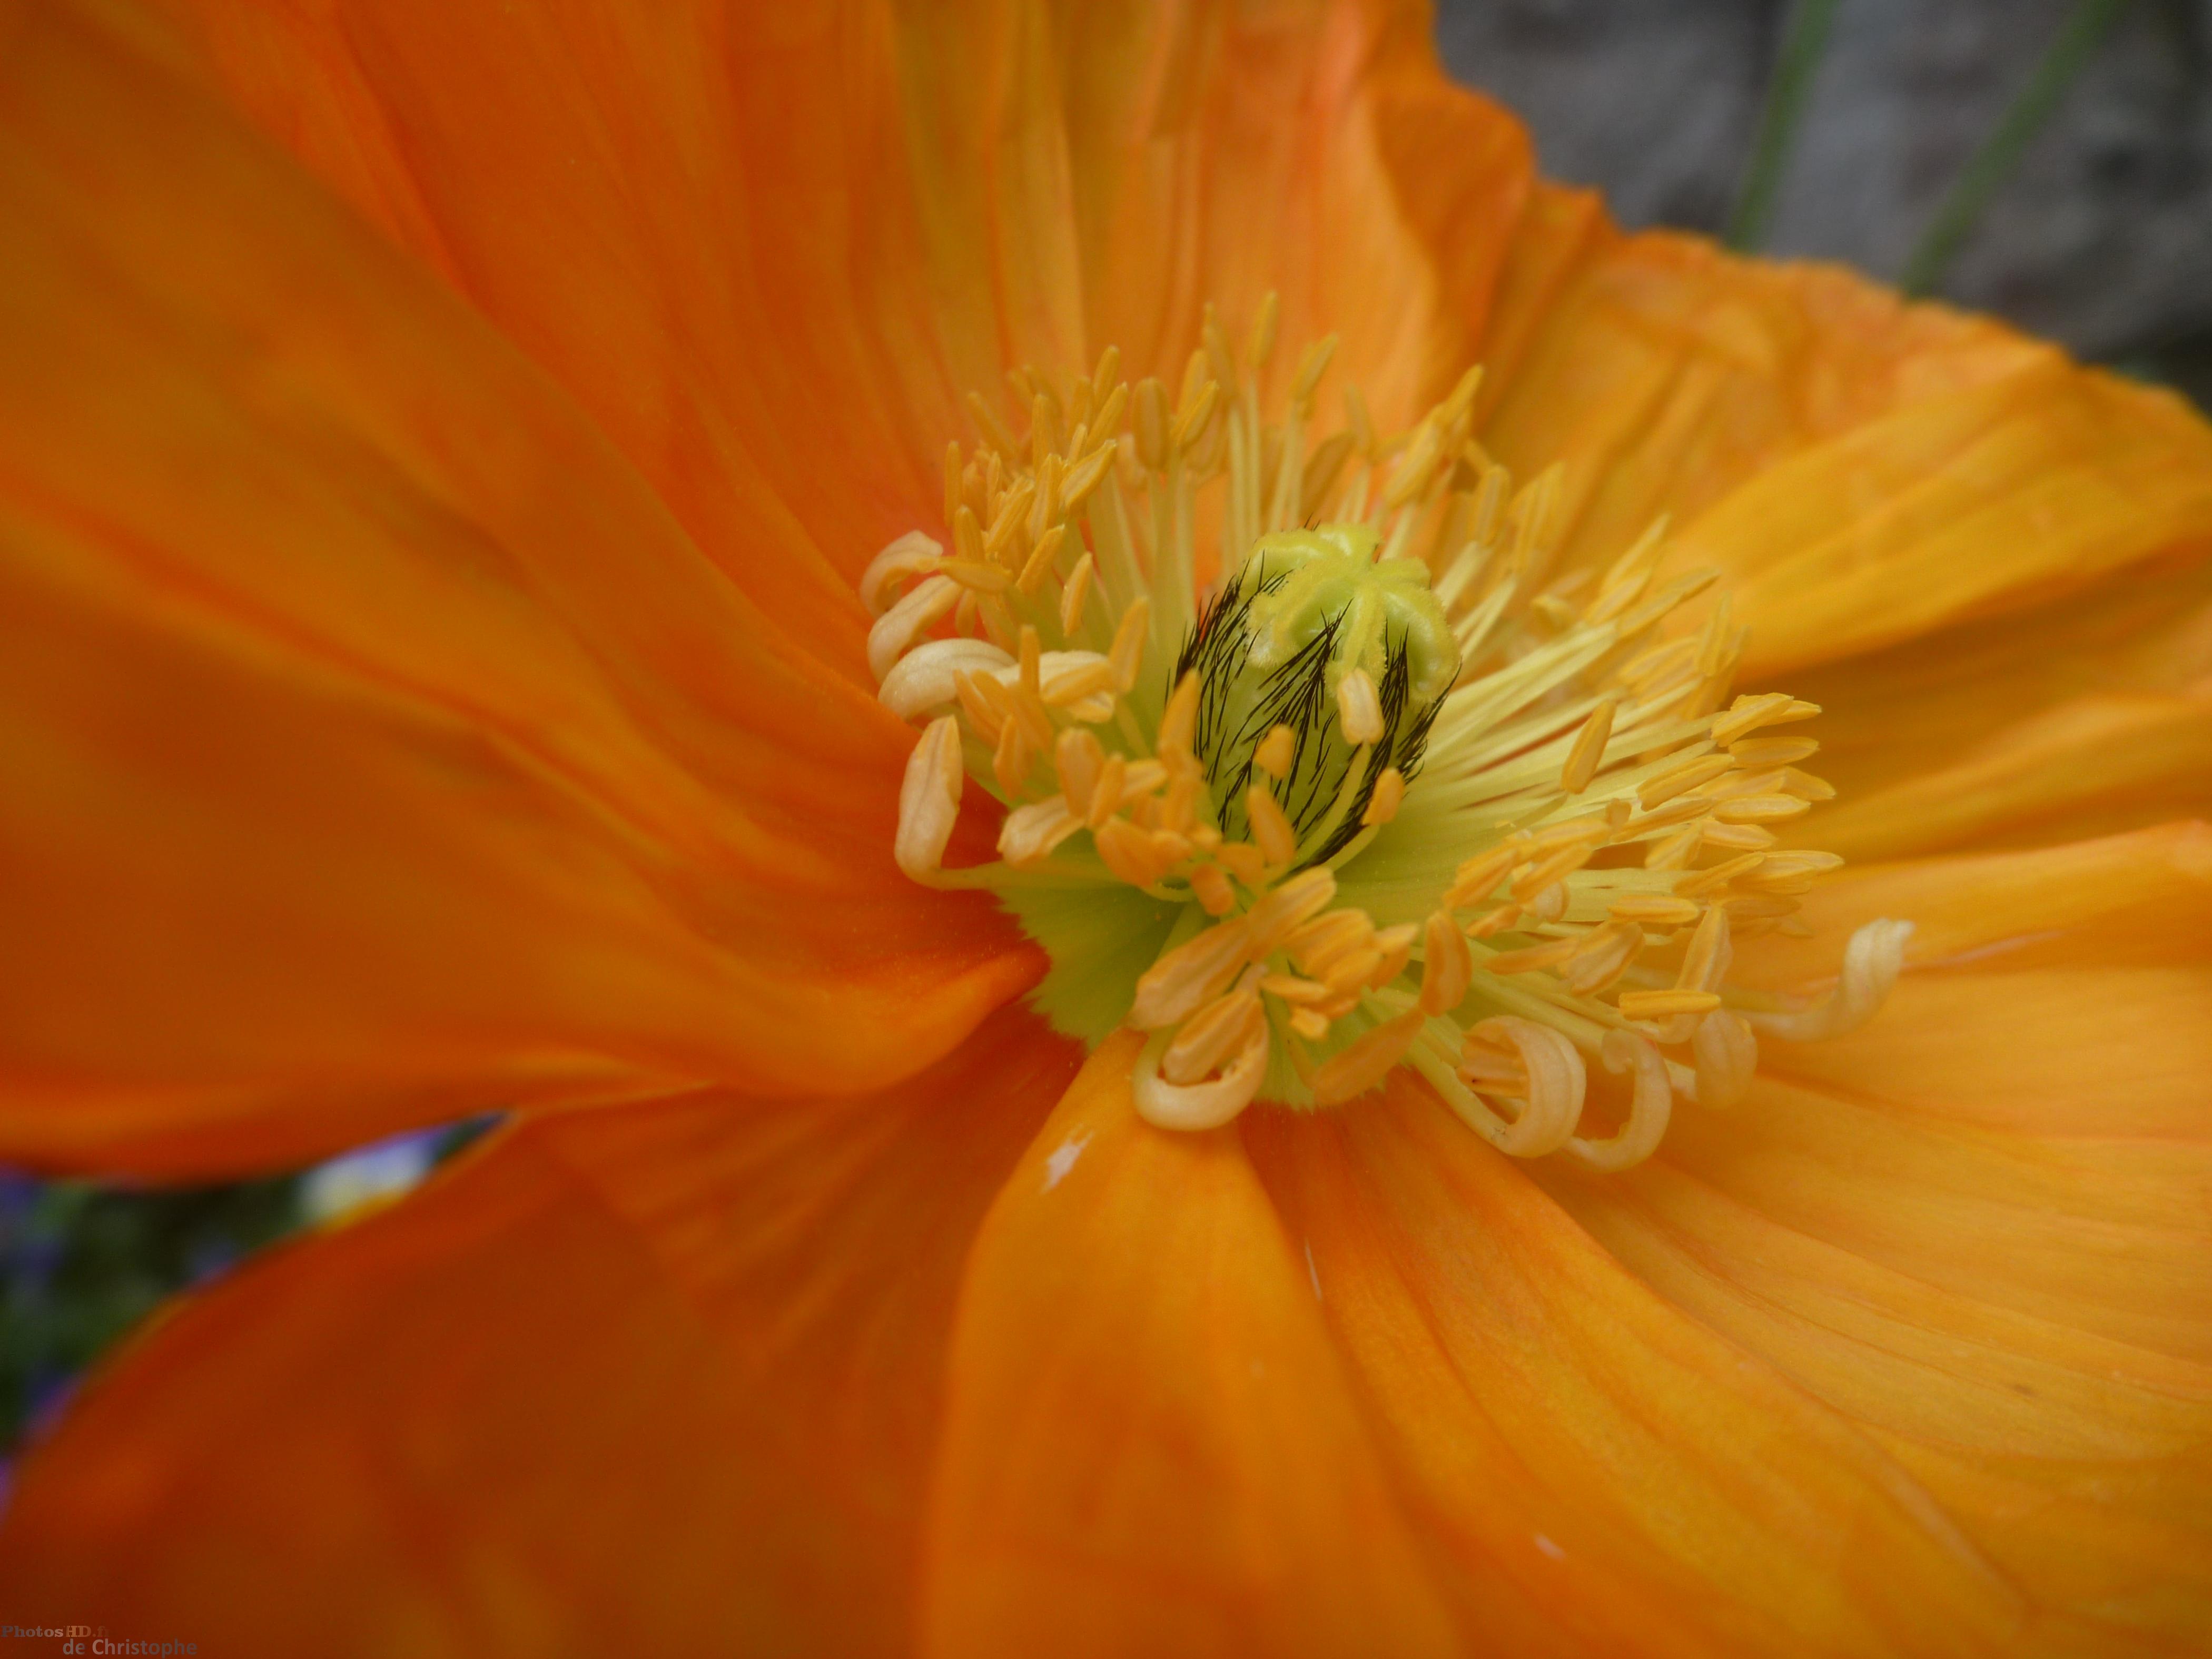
[1435,0,2212,408]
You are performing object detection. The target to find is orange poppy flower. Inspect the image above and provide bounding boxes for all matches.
[4,0,2211,1653]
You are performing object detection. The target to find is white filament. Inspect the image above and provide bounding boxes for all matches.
[1452,1016,1584,1157]
[1744,919,1914,1042]
[893,716,963,882]
[868,574,960,680]
[877,638,1013,719]
[1565,1031,1672,1172]
[860,529,944,615]
[1132,1024,1269,1131]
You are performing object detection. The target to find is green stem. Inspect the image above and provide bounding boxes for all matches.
[1900,0,2130,295]
[1725,0,1841,251]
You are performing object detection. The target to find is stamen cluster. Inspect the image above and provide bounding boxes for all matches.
[864,296,1906,1168]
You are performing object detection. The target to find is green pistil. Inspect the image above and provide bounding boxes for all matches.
[1179,526,1458,858]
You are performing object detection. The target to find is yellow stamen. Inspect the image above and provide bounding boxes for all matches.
[991,716,1030,796]
[1639,753,1732,810]
[1418,911,1472,1014]
[1245,868,1339,956]
[1618,989,1723,1020]
[1361,767,1406,826]
[1729,734,1819,767]
[1312,1011,1425,1105]
[999,795,1082,867]
[1058,552,1094,633]
[1162,986,1265,1085]
[1246,785,1298,867]
[1608,893,1702,929]
[1561,920,1644,995]
[1158,670,1200,758]
[1190,862,1237,916]
[1108,598,1150,693]
[1483,936,1583,976]
[894,716,964,883]
[1559,696,1617,793]
[1336,668,1384,744]
[1130,916,1255,1030]
[1252,724,1296,779]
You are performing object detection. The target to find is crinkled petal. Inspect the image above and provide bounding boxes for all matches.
[919,1030,1460,1658]
[1245,1079,2026,1658]
[160,0,1532,610]
[1474,206,2212,684]
[0,1007,1079,1655]
[1537,825,2212,1651]
[1784,555,2212,860]
[0,1,1034,1174]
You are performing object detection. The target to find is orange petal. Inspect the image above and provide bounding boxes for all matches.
[919,1030,1460,1657]
[1061,0,1533,428]
[1476,217,2212,680]
[152,0,933,666]
[0,1005,1080,1655]
[0,3,1035,1176]
[1536,826,2212,1646]
[1780,552,2212,860]
[1804,688,2212,862]
[164,0,1536,606]
[1246,1081,2026,1656]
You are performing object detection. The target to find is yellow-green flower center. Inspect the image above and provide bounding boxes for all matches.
[862,295,1906,1164]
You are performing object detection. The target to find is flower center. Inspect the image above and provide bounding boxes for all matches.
[862,295,1905,1167]
[1182,525,1456,863]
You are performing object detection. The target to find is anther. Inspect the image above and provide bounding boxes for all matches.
[1056,727,1103,808]
[1337,668,1385,744]
[1561,921,1644,995]
[860,530,943,616]
[868,575,959,679]
[1016,524,1066,596]
[991,716,1029,796]
[1712,693,1820,746]
[1162,986,1265,1085]
[1483,936,1583,976]
[1312,1011,1425,1105]
[1418,912,1472,1014]
[1252,725,1296,779]
[1560,695,1618,793]
[1619,989,1722,1021]
[1692,1010,1758,1108]
[1245,868,1339,955]
[1109,598,1150,692]
[1190,862,1236,916]
[999,796,1082,867]
[1744,919,1913,1041]
[1133,1020,1268,1131]
[1291,335,1338,404]
[1675,851,1765,897]
[1608,893,1702,929]
[1445,844,1522,911]
[1639,753,1732,811]
[1729,734,1819,767]
[894,717,964,882]
[1131,917,1257,1030]
[1247,785,1298,866]
[1361,767,1406,826]
[1158,670,1200,758]
[1086,753,1128,828]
